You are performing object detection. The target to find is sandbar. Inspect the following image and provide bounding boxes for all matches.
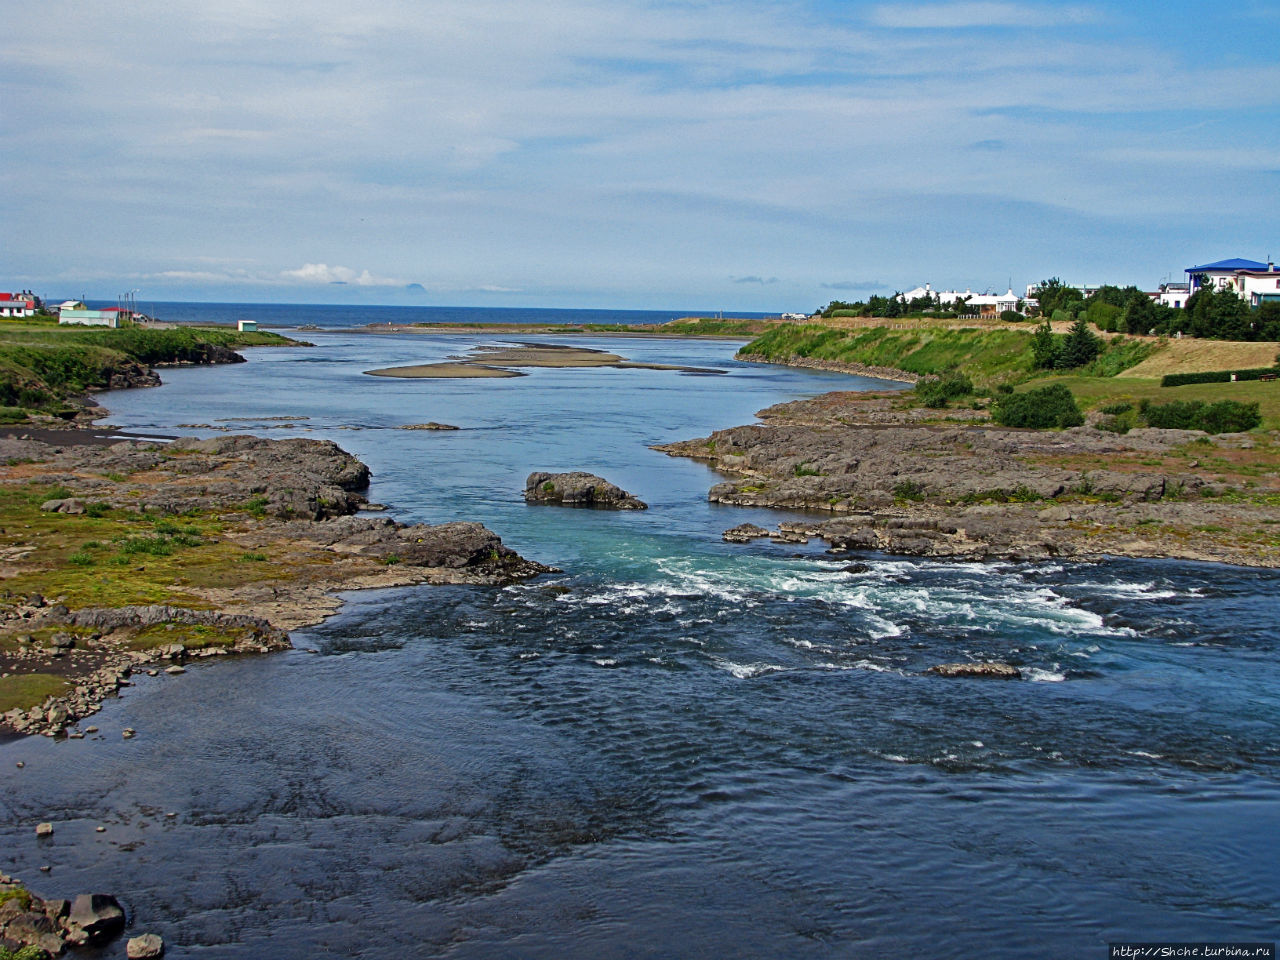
[364,343,725,378]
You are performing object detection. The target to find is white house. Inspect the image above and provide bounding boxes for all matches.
[1185,258,1270,293]
[1182,259,1280,308]
[899,283,1030,316]
[1230,267,1280,308]
[1156,282,1190,309]
[0,293,37,317]
[59,302,119,327]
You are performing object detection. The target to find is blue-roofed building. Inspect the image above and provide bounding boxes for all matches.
[1183,257,1280,307]
[1186,258,1271,294]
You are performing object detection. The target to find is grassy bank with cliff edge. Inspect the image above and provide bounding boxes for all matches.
[736,324,1158,388]
[0,320,303,418]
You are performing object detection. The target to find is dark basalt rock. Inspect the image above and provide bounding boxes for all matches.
[524,472,647,510]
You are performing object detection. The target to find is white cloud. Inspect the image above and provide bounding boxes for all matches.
[868,2,1099,28]
[281,264,408,286]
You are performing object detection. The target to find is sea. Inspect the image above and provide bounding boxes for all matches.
[2,302,1278,958]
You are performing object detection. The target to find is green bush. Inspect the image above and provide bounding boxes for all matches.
[1097,414,1133,434]
[914,370,974,408]
[1100,401,1133,415]
[999,310,1024,323]
[1138,399,1261,433]
[893,479,927,501]
[991,384,1084,429]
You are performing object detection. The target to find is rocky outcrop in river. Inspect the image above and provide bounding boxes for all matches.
[524,471,648,509]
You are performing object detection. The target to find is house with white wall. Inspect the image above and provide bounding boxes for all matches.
[1184,258,1280,307]
[0,293,37,317]
[59,302,121,327]
[899,283,1030,316]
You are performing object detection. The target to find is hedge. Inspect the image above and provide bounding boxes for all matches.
[1161,367,1280,387]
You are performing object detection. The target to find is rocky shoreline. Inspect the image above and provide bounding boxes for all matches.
[656,390,1280,567]
[0,431,552,737]
[0,874,152,958]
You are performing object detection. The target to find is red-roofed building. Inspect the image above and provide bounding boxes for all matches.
[0,293,37,317]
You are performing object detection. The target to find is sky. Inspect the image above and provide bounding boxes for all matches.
[3,0,1278,311]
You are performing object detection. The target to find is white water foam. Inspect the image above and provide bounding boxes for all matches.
[1023,667,1067,682]
[709,657,787,680]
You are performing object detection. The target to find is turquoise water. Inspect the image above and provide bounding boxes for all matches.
[2,325,1278,958]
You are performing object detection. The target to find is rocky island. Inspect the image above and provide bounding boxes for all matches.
[524,471,648,509]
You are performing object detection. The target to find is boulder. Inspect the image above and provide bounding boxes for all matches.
[524,472,647,510]
[40,498,86,514]
[67,893,125,944]
[927,662,1021,679]
[127,933,166,958]
[3,909,57,946]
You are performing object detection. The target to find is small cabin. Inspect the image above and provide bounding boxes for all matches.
[237,319,258,332]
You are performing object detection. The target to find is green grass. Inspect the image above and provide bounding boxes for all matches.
[126,623,239,651]
[0,323,300,410]
[0,674,69,713]
[739,325,1156,389]
[0,483,288,609]
[0,887,33,910]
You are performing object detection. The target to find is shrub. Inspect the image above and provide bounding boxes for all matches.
[1138,399,1261,433]
[991,383,1084,429]
[1097,415,1133,434]
[892,479,927,501]
[999,309,1024,323]
[914,370,974,408]
[1100,401,1133,415]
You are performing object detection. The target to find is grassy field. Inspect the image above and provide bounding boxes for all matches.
[1119,339,1279,378]
[0,481,292,611]
[0,477,300,713]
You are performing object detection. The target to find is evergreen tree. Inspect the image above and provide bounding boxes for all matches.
[1060,316,1101,368]
[1031,320,1057,368]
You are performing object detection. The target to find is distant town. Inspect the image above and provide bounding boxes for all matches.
[792,256,1280,343]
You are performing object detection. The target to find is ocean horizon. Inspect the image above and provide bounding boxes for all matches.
[76,299,780,330]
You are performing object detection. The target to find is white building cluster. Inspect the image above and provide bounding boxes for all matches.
[898,283,1031,318]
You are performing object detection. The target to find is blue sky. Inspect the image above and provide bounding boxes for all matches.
[3,0,1278,310]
